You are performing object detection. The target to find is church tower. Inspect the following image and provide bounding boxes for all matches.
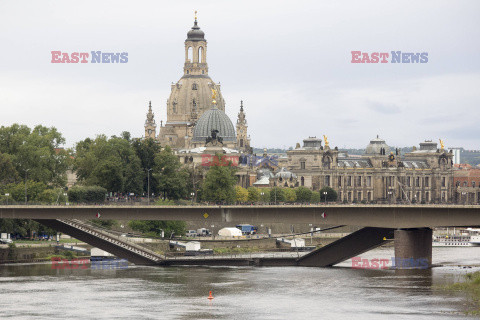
[236,100,251,153]
[159,13,226,149]
[144,101,157,139]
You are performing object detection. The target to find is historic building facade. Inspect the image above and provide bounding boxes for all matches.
[281,137,454,203]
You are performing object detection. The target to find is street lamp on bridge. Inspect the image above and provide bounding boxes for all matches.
[24,169,30,205]
[147,168,153,205]
[323,191,328,204]
[5,193,9,205]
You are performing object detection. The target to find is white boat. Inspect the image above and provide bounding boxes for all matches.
[433,235,472,247]
[432,228,480,247]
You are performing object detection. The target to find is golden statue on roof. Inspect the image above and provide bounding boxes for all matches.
[323,135,329,148]
[439,139,445,150]
[211,88,217,105]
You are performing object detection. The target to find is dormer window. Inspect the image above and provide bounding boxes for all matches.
[192,83,197,90]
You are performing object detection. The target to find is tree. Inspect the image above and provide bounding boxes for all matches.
[0,153,18,184]
[270,187,285,203]
[295,187,313,203]
[74,134,143,194]
[284,188,297,203]
[0,124,70,187]
[247,187,260,203]
[259,189,270,203]
[310,191,321,203]
[319,186,338,202]
[201,154,237,203]
[235,186,248,203]
[128,220,186,238]
[154,146,188,200]
[132,138,161,195]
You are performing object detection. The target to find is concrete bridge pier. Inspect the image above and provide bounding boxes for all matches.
[393,228,432,269]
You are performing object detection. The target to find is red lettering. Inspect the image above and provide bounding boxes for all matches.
[361,53,371,63]
[51,51,61,63]
[379,52,389,63]
[361,258,370,269]
[79,52,89,63]
[61,52,71,63]
[370,258,379,269]
[71,52,79,63]
[351,51,361,63]
[351,257,362,269]
[370,52,379,63]
[51,257,61,269]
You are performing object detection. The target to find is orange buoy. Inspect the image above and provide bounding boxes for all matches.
[207,291,214,300]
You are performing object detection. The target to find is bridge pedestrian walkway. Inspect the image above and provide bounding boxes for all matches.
[35,219,164,265]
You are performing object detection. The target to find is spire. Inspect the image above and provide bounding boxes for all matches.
[240,100,244,112]
[237,100,246,125]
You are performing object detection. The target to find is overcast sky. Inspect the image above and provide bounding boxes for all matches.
[1,0,479,150]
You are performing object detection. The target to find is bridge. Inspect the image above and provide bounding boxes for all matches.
[2,204,480,228]
[2,204,480,269]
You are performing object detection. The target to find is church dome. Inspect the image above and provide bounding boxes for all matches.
[192,106,236,142]
[365,136,390,155]
[187,20,205,41]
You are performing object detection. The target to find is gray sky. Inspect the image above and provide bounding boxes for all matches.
[1,0,479,150]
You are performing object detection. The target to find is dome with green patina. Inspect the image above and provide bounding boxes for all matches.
[192,106,236,142]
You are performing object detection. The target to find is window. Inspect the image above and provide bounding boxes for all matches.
[198,46,204,63]
[301,176,305,186]
[425,192,429,202]
[356,176,362,187]
[338,176,342,187]
[347,176,352,187]
[442,177,446,187]
[357,192,362,201]
[240,139,244,147]
[473,181,476,188]
[300,161,306,170]
[325,175,330,187]
[407,177,411,187]
[425,177,429,187]
[192,83,197,90]
[416,177,420,187]
[348,192,352,202]
[367,191,372,201]
[366,176,372,187]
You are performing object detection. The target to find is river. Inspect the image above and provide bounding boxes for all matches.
[1,247,479,319]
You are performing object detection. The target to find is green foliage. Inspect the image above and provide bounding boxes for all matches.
[270,187,285,203]
[446,271,480,314]
[284,188,297,203]
[128,220,186,238]
[319,186,338,202]
[0,180,47,203]
[154,146,189,200]
[310,191,320,203]
[0,124,69,187]
[154,198,176,206]
[37,188,67,204]
[295,187,313,203]
[201,154,237,203]
[247,187,261,203]
[89,219,117,229]
[259,189,270,202]
[67,186,106,203]
[132,138,161,195]
[235,186,249,203]
[73,134,143,194]
[0,153,18,184]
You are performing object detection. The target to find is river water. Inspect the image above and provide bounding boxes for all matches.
[1,247,480,319]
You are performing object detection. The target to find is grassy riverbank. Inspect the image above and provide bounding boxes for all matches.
[446,271,480,315]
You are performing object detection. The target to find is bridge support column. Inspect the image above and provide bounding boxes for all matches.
[394,228,432,269]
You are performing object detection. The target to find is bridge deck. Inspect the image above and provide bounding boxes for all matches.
[4,204,480,228]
